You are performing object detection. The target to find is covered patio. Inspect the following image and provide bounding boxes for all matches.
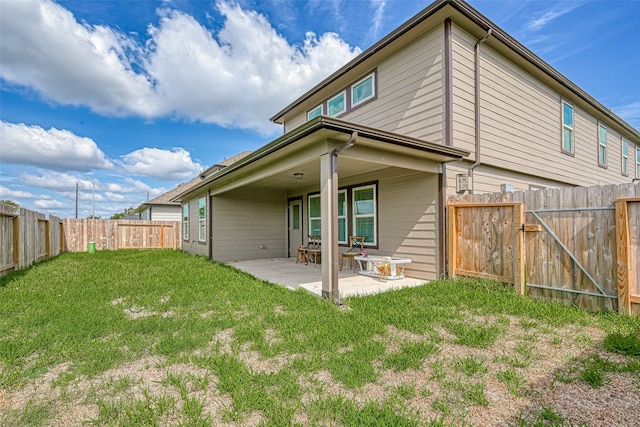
[227,258,427,298]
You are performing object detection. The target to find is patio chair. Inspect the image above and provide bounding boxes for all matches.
[305,235,321,266]
[340,236,365,271]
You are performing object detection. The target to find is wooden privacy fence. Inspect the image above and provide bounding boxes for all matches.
[1,204,63,275]
[62,219,182,252]
[1,204,182,277]
[448,183,640,314]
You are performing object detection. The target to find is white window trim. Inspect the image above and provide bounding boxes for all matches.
[561,100,574,154]
[198,197,206,242]
[598,123,607,167]
[327,90,347,117]
[351,72,376,107]
[182,204,189,241]
[337,190,347,244]
[622,138,629,176]
[307,104,323,121]
[352,184,377,246]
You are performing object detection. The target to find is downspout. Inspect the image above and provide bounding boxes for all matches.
[329,131,358,305]
[468,28,492,194]
[208,189,213,261]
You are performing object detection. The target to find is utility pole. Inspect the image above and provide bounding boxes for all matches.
[75,182,79,218]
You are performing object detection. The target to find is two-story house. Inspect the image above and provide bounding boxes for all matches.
[177,0,640,299]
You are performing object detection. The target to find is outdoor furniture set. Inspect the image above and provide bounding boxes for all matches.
[296,235,411,281]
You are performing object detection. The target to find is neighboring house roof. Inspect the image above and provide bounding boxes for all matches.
[177,115,469,201]
[135,151,254,212]
[270,0,640,140]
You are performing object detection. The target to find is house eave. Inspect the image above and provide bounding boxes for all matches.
[175,116,469,201]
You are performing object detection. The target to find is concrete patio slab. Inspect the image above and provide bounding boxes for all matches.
[227,258,427,298]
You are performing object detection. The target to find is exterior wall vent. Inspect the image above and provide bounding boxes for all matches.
[456,174,470,193]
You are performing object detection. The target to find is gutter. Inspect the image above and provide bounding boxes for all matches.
[176,116,469,201]
[468,28,492,194]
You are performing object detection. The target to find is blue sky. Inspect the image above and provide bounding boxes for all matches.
[1,0,639,218]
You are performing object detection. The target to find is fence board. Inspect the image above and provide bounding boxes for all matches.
[448,182,640,313]
[61,219,181,252]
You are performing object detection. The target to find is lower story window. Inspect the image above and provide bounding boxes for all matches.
[198,197,206,241]
[182,204,189,240]
[353,184,377,246]
[308,191,348,243]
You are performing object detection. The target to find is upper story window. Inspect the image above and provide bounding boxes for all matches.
[307,105,323,120]
[636,146,640,179]
[598,123,607,167]
[351,73,375,107]
[182,204,189,241]
[198,197,206,241]
[561,101,574,154]
[306,70,377,122]
[327,91,347,117]
[622,138,629,175]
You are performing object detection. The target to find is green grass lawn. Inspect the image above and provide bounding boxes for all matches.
[1,250,638,426]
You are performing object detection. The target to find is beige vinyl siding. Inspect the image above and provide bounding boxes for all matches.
[444,162,568,196]
[451,24,632,188]
[149,206,181,222]
[347,26,445,143]
[211,188,286,262]
[284,26,446,142]
[183,195,208,258]
[289,167,441,281]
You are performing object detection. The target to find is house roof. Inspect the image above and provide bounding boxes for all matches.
[176,115,470,201]
[270,0,640,140]
[136,151,254,212]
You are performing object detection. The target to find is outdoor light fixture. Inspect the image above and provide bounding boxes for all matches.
[293,172,304,180]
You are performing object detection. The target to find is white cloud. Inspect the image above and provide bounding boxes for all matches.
[1,121,113,171]
[0,0,361,135]
[34,199,67,209]
[0,185,41,199]
[20,170,94,190]
[526,3,584,32]
[368,0,387,43]
[119,148,202,181]
[613,100,640,129]
[0,0,155,116]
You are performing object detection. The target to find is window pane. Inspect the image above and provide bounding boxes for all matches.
[328,93,345,116]
[199,198,206,219]
[563,128,573,151]
[292,204,300,229]
[599,145,606,164]
[355,217,374,243]
[338,218,346,242]
[310,219,321,236]
[183,205,188,221]
[352,75,373,105]
[309,196,321,217]
[307,106,322,120]
[563,103,573,127]
[338,191,346,216]
[354,187,374,214]
[599,125,607,144]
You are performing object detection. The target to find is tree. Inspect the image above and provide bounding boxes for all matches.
[0,199,19,208]
[0,200,19,214]
[110,207,137,219]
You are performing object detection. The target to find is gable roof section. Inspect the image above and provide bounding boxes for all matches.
[177,115,469,201]
[135,176,202,212]
[270,0,639,140]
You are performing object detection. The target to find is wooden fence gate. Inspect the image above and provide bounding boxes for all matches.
[448,184,640,314]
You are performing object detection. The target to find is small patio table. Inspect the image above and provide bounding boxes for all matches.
[354,256,411,281]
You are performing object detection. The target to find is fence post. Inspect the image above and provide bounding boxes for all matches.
[13,215,20,270]
[616,199,631,315]
[447,205,457,278]
[514,203,525,295]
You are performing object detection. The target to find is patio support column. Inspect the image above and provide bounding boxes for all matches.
[320,152,339,300]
